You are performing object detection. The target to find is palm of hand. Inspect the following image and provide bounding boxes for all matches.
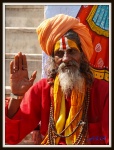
[10,52,37,96]
[10,69,32,95]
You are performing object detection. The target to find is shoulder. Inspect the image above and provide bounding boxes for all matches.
[90,78,109,104]
[91,78,109,91]
[24,78,50,100]
[32,78,50,90]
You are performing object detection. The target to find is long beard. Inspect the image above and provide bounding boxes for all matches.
[58,61,85,96]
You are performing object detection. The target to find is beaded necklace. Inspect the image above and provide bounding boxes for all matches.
[47,88,90,145]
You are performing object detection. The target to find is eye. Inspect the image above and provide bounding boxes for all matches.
[54,51,64,58]
[67,49,77,55]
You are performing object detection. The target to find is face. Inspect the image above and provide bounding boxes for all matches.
[48,36,85,96]
[54,36,81,68]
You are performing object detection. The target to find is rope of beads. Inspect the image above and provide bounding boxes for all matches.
[47,88,90,145]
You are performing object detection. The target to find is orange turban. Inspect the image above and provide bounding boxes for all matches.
[36,14,93,60]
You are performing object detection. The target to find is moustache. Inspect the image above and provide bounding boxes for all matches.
[58,61,80,72]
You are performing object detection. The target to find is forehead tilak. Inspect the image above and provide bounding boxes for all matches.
[54,36,80,52]
[60,36,70,50]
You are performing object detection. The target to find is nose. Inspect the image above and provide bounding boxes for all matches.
[62,52,71,63]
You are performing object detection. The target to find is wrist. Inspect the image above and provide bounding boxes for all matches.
[10,93,24,100]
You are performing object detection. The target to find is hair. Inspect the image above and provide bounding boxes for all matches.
[45,29,94,87]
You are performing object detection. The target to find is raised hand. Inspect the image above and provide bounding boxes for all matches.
[10,52,37,96]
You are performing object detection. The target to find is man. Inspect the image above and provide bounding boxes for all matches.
[5,14,109,145]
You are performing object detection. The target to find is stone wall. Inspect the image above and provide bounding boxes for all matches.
[5,4,44,145]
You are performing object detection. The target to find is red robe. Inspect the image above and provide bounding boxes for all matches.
[5,78,109,145]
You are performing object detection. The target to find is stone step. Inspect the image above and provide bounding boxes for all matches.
[5,5,44,27]
[5,53,42,88]
[5,27,42,54]
[5,5,45,97]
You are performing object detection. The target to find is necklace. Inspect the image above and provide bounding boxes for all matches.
[47,88,90,145]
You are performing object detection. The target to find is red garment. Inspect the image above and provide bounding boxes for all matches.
[5,78,109,145]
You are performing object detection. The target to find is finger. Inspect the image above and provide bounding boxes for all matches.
[10,61,14,74]
[14,55,19,71]
[29,71,37,82]
[18,52,23,70]
[22,54,27,70]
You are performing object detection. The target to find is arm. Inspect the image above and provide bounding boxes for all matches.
[8,98,22,118]
[5,82,42,145]
[7,52,37,118]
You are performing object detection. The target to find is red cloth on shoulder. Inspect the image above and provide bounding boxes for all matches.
[5,78,109,145]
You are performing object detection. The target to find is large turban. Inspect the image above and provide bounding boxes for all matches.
[36,14,93,60]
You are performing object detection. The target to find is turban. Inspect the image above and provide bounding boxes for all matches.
[36,14,93,60]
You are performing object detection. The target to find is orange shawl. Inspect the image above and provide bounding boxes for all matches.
[41,75,86,145]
